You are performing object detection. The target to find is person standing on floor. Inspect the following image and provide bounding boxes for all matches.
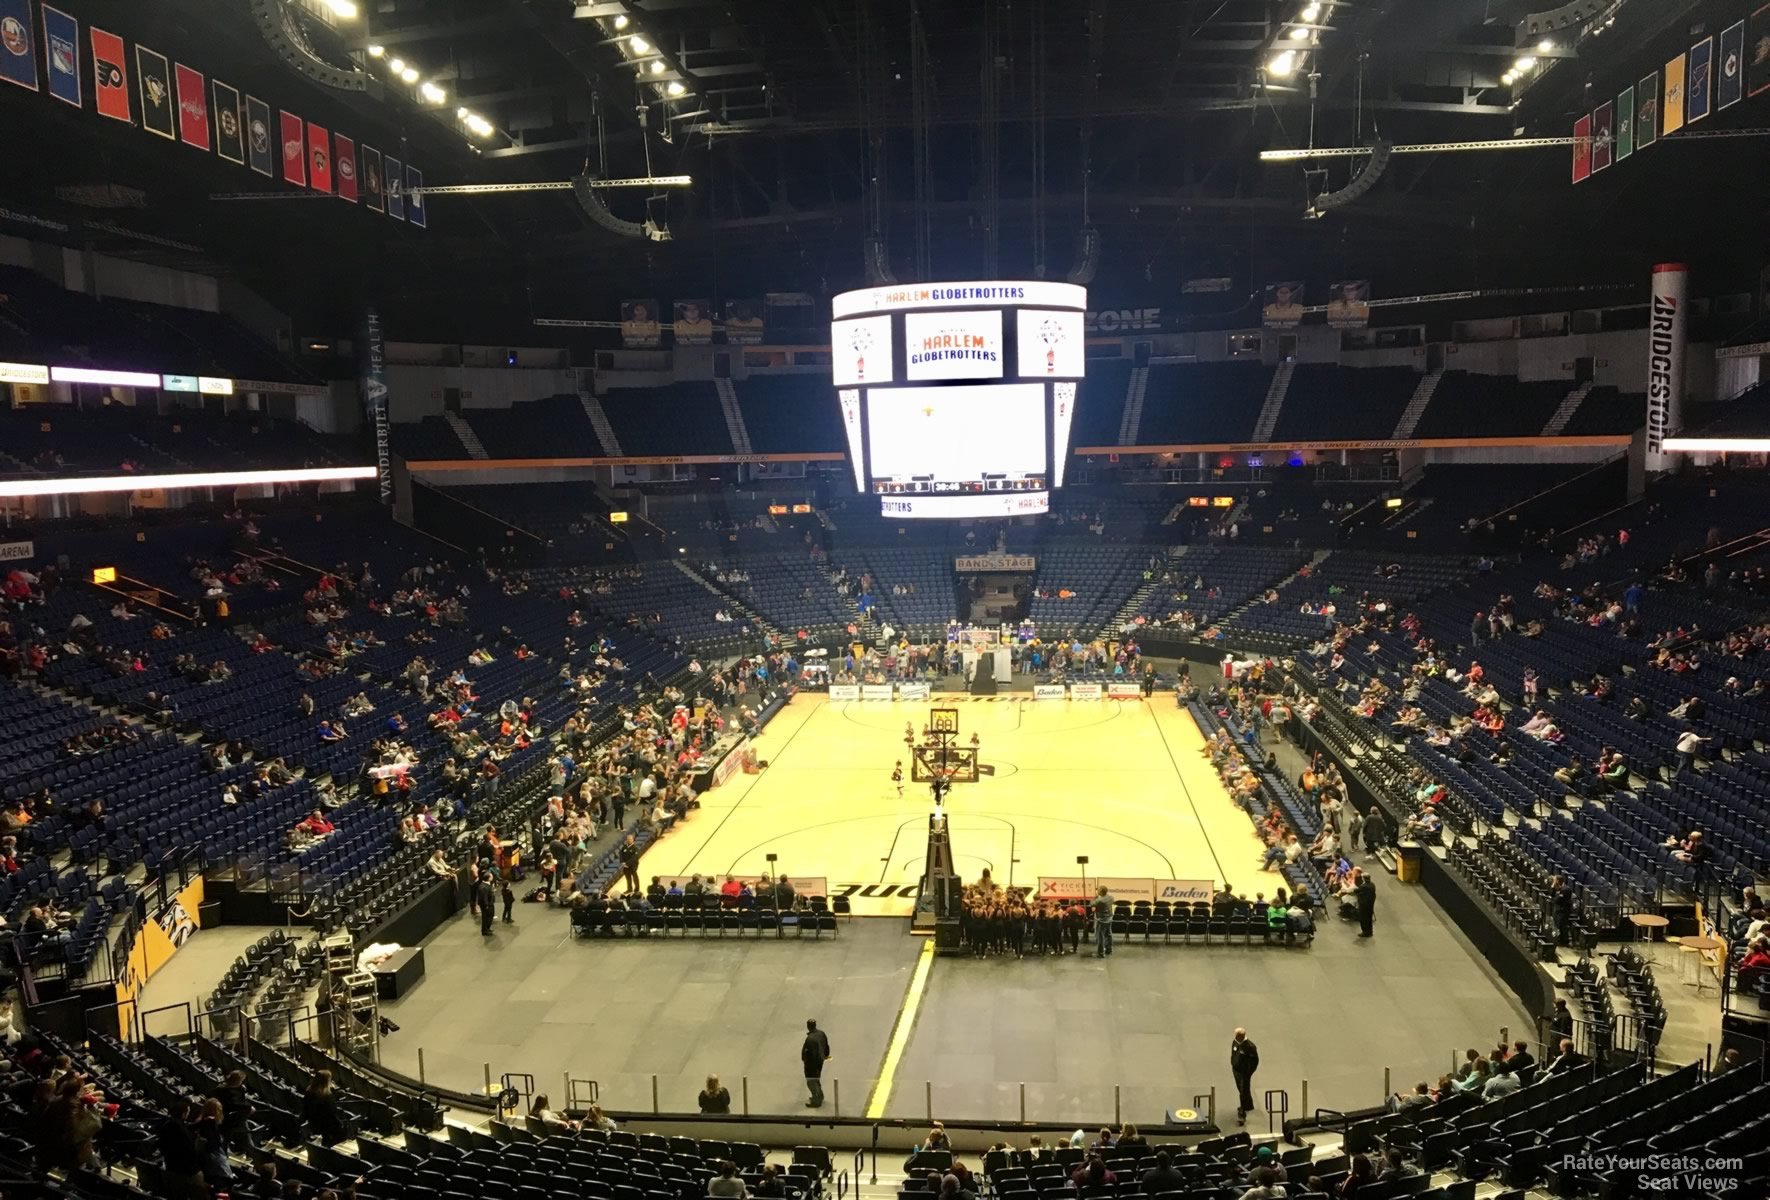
[618,834,641,895]
[801,1018,831,1108]
[1091,885,1115,958]
[501,877,516,924]
[1355,872,1377,938]
[1230,1027,1259,1126]
[476,874,495,936]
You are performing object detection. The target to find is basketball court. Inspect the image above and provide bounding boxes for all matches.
[639,693,1271,915]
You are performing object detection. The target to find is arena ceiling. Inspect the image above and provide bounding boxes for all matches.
[4,0,1767,338]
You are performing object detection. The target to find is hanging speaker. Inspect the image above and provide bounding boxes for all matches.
[248,0,368,91]
[572,175,660,240]
[1311,141,1392,212]
[1522,0,1606,36]
[1067,224,1100,285]
[864,233,895,285]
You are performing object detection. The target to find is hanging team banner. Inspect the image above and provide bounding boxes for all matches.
[279,110,304,184]
[621,299,661,347]
[673,300,712,344]
[136,45,173,138]
[245,95,272,175]
[724,299,763,343]
[383,153,403,218]
[1615,84,1635,160]
[1636,71,1659,148]
[361,145,384,212]
[306,122,331,192]
[333,134,357,201]
[1261,281,1304,327]
[1750,3,1770,97]
[89,26,126,119]
[405,164,425,228]
[1325,280,1371,328]
[174,63,207,148]
[212,80,243,162]
[1571,114,1592,183]
[1591,101,1614,172]
[1687,36,1712,124]
[1720,20,1746,109]
[0,0,41,91]
[1663,53,1686,136]
[42,6,78,106]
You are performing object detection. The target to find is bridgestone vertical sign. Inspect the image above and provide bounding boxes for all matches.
[360,308,392,503]
[1646,263,1687,472]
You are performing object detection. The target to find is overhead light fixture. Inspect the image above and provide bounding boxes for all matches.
[465,113,494,137]
[1288,25,1309,40]
[1301,2,1321,20]
[366,44,384,57]
[629,35,649,53]
[1515,56,1536,70]
[1269,49,1297,76]
[456,105,469,118]
[613,14,629,29]
[1502,71,1516,84]
[324,0,358,18]
[420,80,445,103]
[666,80,685,96]
[649,59,665,75]
[400,65,419,83]
[389,56,406,73]
[1537,38,1554,53]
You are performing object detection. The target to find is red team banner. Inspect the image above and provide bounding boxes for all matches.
[1571,113,1592,183]
[88,26,128,120]
[174,63,207,149]
[332,134,358,201]
[306,122,331,192]
[279,109,304,185]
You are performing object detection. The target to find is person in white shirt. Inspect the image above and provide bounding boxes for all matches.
[1674,729,1708,775]
[426,850,455,878]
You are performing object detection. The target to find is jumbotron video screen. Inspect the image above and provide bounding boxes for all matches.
[831,281,1085,518]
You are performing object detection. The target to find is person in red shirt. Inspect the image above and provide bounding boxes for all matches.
[297,809,334,836]
[720,876,743,906]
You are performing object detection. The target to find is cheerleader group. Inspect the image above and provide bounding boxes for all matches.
[957,873,1088,958]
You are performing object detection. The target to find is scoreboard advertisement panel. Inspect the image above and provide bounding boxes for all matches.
[831,280,1086,518]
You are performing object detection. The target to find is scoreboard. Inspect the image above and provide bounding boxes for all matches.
[831,281,1086,519]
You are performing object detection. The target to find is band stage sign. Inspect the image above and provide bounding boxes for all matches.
[954,553,1037,572]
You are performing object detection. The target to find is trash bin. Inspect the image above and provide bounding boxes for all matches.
[1396,841,1422,884]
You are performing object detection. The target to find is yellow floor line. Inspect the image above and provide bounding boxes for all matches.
[865,937,937,1118]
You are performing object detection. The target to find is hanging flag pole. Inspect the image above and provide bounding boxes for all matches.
[1259,127,1770,161]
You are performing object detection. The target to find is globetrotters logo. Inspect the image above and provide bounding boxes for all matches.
[1036,316,1065,374]
[848,322,874,381]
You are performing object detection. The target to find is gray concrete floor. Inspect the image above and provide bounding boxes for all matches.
[134,923,275,1039]
[375,907,921,1118]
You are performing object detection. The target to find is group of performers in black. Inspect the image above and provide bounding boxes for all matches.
[957,872,1088,958]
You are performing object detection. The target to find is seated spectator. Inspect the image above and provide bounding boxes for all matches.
[698,1074,731,1114]
[296,809,335,837]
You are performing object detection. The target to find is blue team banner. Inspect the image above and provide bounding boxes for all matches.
[383,154,404,220]
[1718,20,1745,110]
[42,5,77,106]
[1686,35,1713,124]
[405,164,425,228]
[0,0,41,92]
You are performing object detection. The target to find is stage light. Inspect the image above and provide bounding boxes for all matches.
[613,14,629,29]
[1269,50,1297,76]
[1537,38,1554,52]
[465,114,494,137]
[1301,1,1320,19]
[1515,56,1536,71]
[324,0,357,18]
[666,80,685,96]
[1502,70,1517,84]
[420,81,445,103]
[456,106,469,118]
[367,44,384,57]
[389,56,405,73]
[650,60,665,75]
[629,35,649,53]
[400,65,419,83]
[1289,25,1309,40]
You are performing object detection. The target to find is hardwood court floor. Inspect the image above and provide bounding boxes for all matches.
[640,693,1270,916]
